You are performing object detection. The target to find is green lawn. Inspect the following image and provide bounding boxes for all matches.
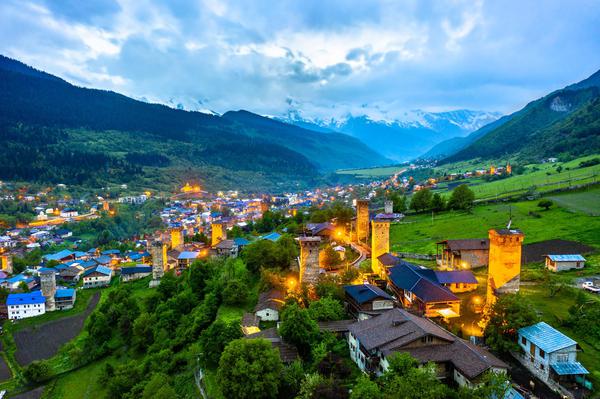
[43,356,111,399]
[216,277,260,323]
[390,194,600,254]
[549,188,600,215]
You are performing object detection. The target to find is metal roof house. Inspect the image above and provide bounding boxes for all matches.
[344,284,394,320]
[545,254,586,272]
[517,322,589,391]
[386,261,463,319]
[7,291,46,319]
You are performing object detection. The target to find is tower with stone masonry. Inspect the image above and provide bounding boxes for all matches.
[356,199,370,245]
[40,269,56,311]
[371,219,390,276]
[152,240,167,275]
[490,165,496,175]
[170,227,184,249]
[506,162,512,174]
[384,200,393,214]
[298,237,321,285]
[486,228,524,306]
[0,254,13,274]
[211,221,226,247]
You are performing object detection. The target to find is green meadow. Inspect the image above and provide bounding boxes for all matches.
[390,187,600,254]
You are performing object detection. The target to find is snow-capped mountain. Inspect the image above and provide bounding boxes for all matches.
[277,108,502,161]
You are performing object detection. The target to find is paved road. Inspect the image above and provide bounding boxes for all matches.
[349,242,369,268]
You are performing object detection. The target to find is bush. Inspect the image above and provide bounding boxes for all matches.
[23,360,52,383]
[537,199,554,210]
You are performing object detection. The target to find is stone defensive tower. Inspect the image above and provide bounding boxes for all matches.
[384,200,393,214]
[170,227,184,249]
[371,220,390,276]
[150,240,166,286]
[0,254,13,274]
[298,237,321,285]
[356,199,370,245]
[211,222,226,247]
[40,269,56,311]
[486,228,524,305]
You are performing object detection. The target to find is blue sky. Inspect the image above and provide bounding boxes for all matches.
[1,0,600,120]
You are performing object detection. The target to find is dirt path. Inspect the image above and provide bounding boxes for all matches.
[14,292,100,366]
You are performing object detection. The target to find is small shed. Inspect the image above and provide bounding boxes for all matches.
[545,254,586,272]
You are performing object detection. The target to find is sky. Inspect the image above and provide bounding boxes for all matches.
[1,0,600,121]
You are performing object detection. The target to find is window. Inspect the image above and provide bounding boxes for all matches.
[539,349,545,358]
[557,353,569,363]
[521,336,526,345]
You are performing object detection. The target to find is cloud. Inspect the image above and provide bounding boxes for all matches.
[1,0,600,119]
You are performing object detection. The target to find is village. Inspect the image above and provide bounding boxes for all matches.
[0,171,597,399]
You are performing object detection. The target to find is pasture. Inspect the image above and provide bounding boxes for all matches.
[336,165,407,178]
[389,193,600,254]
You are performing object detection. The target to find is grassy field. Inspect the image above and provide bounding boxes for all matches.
[390,190,600,254]
[336,165,407,178]
[549,189,600,216]
[43,356,112,399]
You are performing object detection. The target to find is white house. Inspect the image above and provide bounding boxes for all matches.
[60,208,78,218]
[545,254,586,272]
[7,291,46,320]
[82,265,112,288]
[254,289,285,321]
[517,322,588,387]
[120,265,152,282]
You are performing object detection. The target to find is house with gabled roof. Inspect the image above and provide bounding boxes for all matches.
[7,291,46,319]
[254,288,285,321]
[344,284,395,320]
[121,265,152,282]
[517,322,589,391]
[387,261,461,319]
[544,254,586,272]
[347,308,507,387]
[82,265,112,288]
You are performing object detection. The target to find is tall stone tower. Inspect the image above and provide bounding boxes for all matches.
[40,269,56,311]
[371,220,390,276]
[0,254,13,274]
[211,222,226,247]
[170,227,184,249]
[490,165,496,175]
[506,162,512,174]
[150,240,166,287]
[486,228,525,305]
[298,237,321,285]
[384,200,393,214]
[356,199,370,245]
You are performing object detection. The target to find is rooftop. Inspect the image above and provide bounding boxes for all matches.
[546,254,586,262]
[7,291,46,305]
[344,284,393,304]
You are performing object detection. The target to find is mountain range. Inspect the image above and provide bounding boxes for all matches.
[0,55,389,191]
[439,69,600,163]
[276,108,501,161]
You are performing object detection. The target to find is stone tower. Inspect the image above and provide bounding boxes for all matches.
[486,228,525,305]
[371,220,390,276]
[170,227,183,249]
[211,222,226,247]
[0,254,13,274]
[490,165,496,175]
[356,199,370,245]
[150,240,166,286]
[506,162,512,174]
[384,200,393,214]
[40,269,56,311]
[298,237,321,285]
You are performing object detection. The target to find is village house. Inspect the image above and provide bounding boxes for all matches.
[214,239,238,257]
[254,288,285,322]
[517,322,589,391]
[59,208,78,218]
[386,261,462,319]
[436,239,489,269]
[544,254,586,272]
[82,265,112,288]
[177,251,200,268]
[344,284,395,320]
[7,291,46,320]
[54,288,76,310]
[120,265,153,282]
[347,308,507,387]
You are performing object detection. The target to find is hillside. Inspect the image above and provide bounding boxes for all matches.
[420,115,512,159]
[0,55,387,191]
[443,69,600,163]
